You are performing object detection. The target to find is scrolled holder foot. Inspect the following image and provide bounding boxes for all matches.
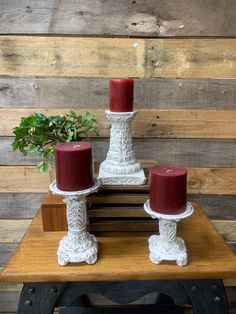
[144,200,194,266]
[49,180,100,266]
[98,110,146,185]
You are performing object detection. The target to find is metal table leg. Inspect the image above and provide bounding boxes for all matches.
[17,279,229,314]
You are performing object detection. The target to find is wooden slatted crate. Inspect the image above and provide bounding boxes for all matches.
[41,161,158,232]
[41,185,156,232]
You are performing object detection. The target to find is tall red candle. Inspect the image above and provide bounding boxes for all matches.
[149,164,187,215]
[110,78,134,112]
[55,142,94,191]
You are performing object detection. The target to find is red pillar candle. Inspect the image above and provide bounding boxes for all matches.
[110,78,134,112]
[55,142,94,191]
[149,164,187,215]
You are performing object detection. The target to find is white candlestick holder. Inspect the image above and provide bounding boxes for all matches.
[144,200,194,266]
[98,110,146,185]
[49,180,100,266]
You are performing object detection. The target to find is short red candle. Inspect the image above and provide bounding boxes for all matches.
[110,78,134,112]
[55,141,94,191]
[149,164,187,215]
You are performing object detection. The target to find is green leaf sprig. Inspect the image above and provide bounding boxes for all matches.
[12,111,98,174]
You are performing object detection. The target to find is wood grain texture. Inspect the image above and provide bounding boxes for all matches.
[0,0,236,36]
[0,220,30,243]
[2,137,236,168]
[212,220,236,242]
[1,193,236,220]
[189,195,236,219]
[0,218,235,242]
[0,193,43,219]
[0,244,18,267]
[1,77,236,110]
[0,220,30,244]
[0,289,20,312]
[1,165,236,194]
[2,108,236,139]
[41,189,236,233]
[0,36,236,78]
[2,207,236,282]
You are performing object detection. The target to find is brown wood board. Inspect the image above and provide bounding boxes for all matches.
[0,0,236,36]
[0,37,236,78]
[1,193,236,220]
[41,182,236,232]
[2,204,236,282]
[2,108,236,139]
[42,188,151,232]
[3,137,236,168]
[0,218,236,243]
[1,165,236,195]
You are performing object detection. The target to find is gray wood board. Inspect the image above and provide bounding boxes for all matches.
[0,243,18,267]
[2,137,236,168]
[0,193,235,219]
[228,242,236,255]
[0,77,236,109]
[0,290,20,312]
[0,193,43,219]
[0,0,236,36]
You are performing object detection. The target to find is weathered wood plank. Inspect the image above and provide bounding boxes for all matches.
[0,193,43,219]
[1,77,236,110]
[0,220,30,243]
[1,108,236,139]
[189,195,236,219]
[212,220,236,243]
[0,166,49,193]
[1,193,236,220]
[0,36,235,78]
[0,165,236,194]
[0,36,145,77]
[0,0,236,37]
[148,39,236,78]
[0,289,20,312]
[2,137,236,168]
[0,243,18,267]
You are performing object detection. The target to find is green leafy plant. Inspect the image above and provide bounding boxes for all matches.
[12,111,98,174]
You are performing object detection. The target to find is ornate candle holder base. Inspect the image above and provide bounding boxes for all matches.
[98,165,146,185]
[98,110,146,185]
[49,180,100,266]
[144,200,194,266]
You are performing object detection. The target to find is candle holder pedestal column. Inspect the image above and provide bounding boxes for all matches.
[144,200,194,266]
[99,110,146,185]
[49,180,100,266]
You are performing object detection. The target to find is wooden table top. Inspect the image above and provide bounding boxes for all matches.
[1,203,236,283]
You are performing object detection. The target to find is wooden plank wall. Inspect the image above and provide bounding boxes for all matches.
[0,0,236,312]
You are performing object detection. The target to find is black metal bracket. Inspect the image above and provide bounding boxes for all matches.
[18,279,228,314]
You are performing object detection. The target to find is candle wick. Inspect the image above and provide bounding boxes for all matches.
[74,144,81,148]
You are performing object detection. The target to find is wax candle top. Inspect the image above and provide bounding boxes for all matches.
[149,164,187,215]
[151,164,187,177]
[56,141,91,152]
[110,78,134,112]
[55,141,94,191]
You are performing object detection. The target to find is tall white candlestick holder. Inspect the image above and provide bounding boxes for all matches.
[98,110,146,185]
[144,200,194,266]
[49,180,100,266]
